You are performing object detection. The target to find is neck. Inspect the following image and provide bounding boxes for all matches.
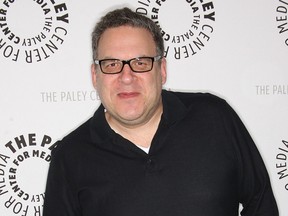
[105,104,163,148]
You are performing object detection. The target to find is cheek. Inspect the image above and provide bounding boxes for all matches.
[96,78,114,101]
[95,76,105,96]
[154,72,165,88]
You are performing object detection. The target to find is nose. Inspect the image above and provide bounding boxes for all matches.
[119,64,135,84]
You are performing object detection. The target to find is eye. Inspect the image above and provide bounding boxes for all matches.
[102,60,121,69]
[133,58,150,68]
[137,59,148,65]
[107,62,117,68]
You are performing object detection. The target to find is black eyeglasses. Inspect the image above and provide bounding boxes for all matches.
[94,56,162,74]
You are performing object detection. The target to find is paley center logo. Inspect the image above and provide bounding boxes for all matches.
[0,133,57,215]
[135,0,216,60]
[275,140,288,192]
[0,0,69,63]
[276,0,288,46]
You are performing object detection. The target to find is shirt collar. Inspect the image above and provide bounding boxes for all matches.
[161,90,188,125]
[89,90,188,144]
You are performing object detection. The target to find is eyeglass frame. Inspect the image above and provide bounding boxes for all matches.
[94,55,162,74]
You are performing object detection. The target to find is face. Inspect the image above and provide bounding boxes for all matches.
[91,26,167,127]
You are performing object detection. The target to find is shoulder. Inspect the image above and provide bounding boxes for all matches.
[162,90,239,127]
[163,90,229,111]
[51,118,92,158]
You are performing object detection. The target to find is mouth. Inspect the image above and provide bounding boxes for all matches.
[117,92,140,99]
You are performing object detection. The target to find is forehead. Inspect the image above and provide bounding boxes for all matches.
[97,26,156,58]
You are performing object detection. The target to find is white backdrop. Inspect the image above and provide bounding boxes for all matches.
[0,0,287,215]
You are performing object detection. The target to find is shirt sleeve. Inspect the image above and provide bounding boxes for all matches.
[43,141,81,216]
[222,102,279,216]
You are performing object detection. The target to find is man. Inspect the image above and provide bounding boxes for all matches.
[43,7,278,216]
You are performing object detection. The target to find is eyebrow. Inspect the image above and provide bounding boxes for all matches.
[97,55,155,60]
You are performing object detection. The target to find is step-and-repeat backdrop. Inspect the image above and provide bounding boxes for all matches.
[0,0,287,215]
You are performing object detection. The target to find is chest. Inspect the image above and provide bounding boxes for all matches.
[74,127,239,216]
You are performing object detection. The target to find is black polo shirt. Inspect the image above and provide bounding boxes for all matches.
[43,90,278,216]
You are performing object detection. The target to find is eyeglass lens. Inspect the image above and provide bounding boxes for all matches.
[100,57,153,74]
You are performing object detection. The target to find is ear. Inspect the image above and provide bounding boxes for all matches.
[160,57,167,85]
[91,63,97,89]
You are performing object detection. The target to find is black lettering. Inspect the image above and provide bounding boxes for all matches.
[163,46,169,58]
[277,168,288,179]
[136,7,148,16]
[0,153,9,165]
[41,135,52,147]
[174,47,180,59]
[56,13,69,23]
[15,135,27,149]
[0,184,8,195]
[33,150,39,157]
[3,44,13,57]
[137,0,149,7]
[34,206,41,216]
[277,22,288,34]
[4,196,16,208]
[204,11,215,21]
[155,0,163,7]
[54,3,67,13]
[202,2,214,12]
[283,140,288,148]
[5,141,16,153]
[41,46,50,59]
[193,37,205,50]
[277,5,287,13]
[0,8,7,15]
[29,133,37,146]
[11,184,20,193]
[279,0,288,6]
[46,40,58,53]
[25,50,32,63]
